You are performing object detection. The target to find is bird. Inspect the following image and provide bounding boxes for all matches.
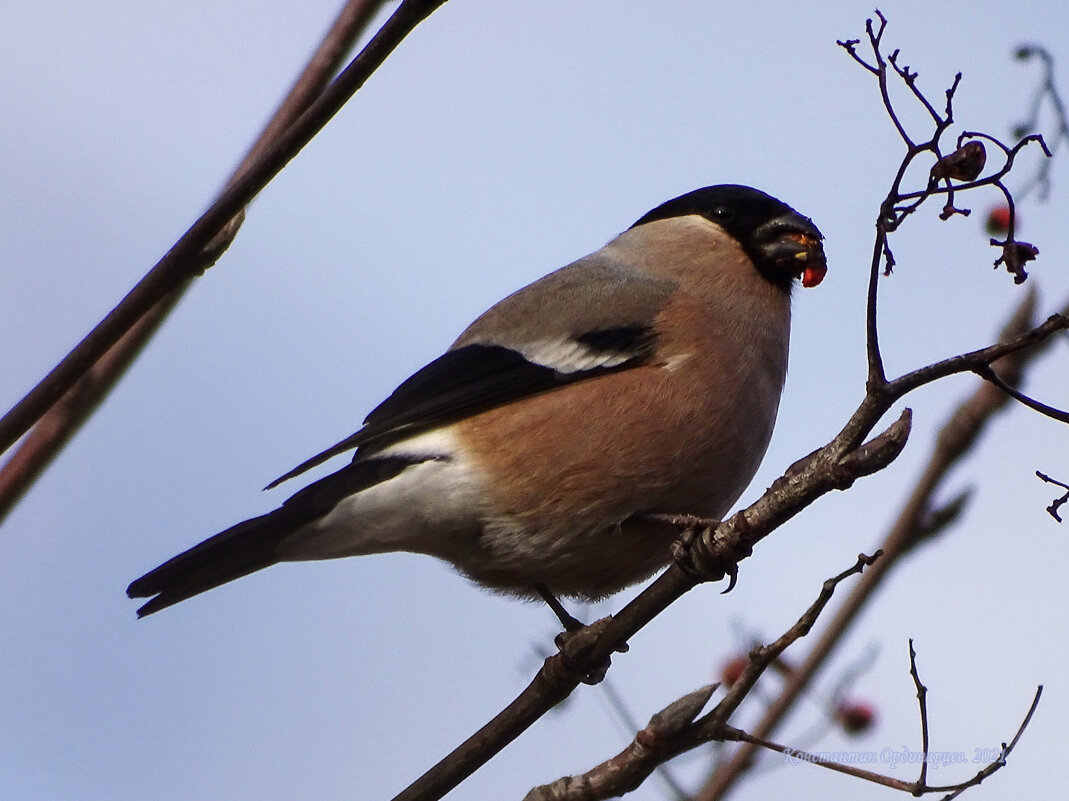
[127,184,826,618]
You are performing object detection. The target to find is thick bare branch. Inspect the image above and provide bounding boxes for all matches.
[523,685,717,801]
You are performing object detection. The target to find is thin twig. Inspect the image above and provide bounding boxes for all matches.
[230,0,390,185]
[933,687,1042,799]
[973,363,1069,423]
[886,310,1066,398]
[1035,470,1069,522]
[730,728,905,790]
[725,685,1040,798]
[908,640,931,789]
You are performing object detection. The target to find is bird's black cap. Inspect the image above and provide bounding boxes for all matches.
[631,184,826,292]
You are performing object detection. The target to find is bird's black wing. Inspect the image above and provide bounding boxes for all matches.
[266,325,655,489]
[266,255,677,489]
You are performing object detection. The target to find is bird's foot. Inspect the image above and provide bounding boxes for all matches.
[650,512,753,593]
[553,616,620,685]
[536,584,627,685]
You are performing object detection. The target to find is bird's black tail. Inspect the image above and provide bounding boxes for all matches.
[127,455,421,617]
[126,508,298,617]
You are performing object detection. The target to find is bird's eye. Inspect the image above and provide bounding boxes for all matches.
[710,203,735,222]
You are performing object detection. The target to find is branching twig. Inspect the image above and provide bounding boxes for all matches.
[593,675,692,800]
[726,683,1041,796]
[837,11,1051,387]
[522,685,718,801]
[1035,471,1069,522]
[687,13,1067,797]
[933,687,1042,799]
[531,561,1040,800]
[523,554,882,801]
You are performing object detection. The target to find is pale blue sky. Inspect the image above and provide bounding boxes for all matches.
[2,2,1068,799]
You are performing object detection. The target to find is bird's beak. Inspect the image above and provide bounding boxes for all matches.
[754,213,828,288]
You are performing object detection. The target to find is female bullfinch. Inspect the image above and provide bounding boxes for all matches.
[128,184,826,617]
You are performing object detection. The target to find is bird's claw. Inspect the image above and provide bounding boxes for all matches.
[656,512,750,592]
[553,616,626,685]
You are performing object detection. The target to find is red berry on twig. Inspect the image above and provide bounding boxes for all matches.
[985,205,1012,236]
